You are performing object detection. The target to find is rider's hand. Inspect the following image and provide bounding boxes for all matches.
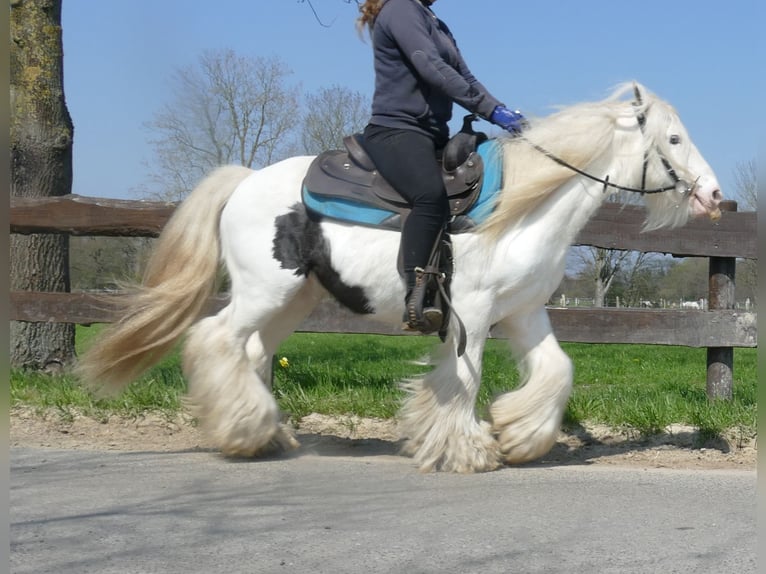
[490,105,528,135]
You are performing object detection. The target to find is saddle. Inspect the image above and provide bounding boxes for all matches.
[301,115,489,233]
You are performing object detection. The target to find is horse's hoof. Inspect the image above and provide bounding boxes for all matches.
[219,423,300,458]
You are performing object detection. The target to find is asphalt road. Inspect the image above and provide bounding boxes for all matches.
[11,445,755,574]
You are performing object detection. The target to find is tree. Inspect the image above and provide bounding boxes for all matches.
[592,248,627,307]
[732,159,757,306]
[10,0,75,371]
[569,191,661,307]
[300,85,370,154]
[570,246,657,307]
[145,50,300,200]
[733,159,756,211]
[69,236,150,290]
[656,258,709,304]
[611,252,660,307]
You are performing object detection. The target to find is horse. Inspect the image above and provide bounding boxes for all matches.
[77,83,722,473]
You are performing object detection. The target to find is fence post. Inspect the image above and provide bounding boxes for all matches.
[706,200,738,400]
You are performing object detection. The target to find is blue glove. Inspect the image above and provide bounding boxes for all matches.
[490,105,527,135]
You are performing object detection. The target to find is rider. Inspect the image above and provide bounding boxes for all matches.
[357,0,527,333]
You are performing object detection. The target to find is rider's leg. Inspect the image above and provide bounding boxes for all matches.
[362,125,449,331]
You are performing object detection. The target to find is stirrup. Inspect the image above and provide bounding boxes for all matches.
[403,267,443,334]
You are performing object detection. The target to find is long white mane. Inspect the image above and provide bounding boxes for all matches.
[479,83,692,238]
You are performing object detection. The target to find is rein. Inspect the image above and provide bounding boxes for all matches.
[522,140,678,195]
[520,87,697,197]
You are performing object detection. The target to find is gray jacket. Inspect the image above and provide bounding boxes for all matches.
[369,0,503,142]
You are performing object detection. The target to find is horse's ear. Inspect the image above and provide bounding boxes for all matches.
[632,83,643,106]
[631,83,647,130]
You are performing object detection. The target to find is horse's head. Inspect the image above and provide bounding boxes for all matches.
[478,83,724,239]
[633,84,723,230]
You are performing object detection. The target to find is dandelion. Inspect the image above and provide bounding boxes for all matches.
[279,357,289,369]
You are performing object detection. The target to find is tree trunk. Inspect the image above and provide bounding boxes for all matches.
[592,249,612,308]
[10,0,75,371]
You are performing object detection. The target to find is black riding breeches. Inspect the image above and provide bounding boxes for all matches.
[362,124,449,277]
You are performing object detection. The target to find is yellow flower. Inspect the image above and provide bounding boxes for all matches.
[278,357,289,368]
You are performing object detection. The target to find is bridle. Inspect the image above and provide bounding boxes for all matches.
[521,86,698,198]
[631,86,698,197]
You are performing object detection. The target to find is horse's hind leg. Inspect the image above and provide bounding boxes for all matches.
[183,310,292,456]
[490,307,573,464]
[244,281,324,389]
[183,282,321,457]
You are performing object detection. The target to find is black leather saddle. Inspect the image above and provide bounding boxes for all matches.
[302,115,489,229]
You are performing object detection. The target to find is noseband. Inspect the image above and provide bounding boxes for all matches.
[522,87,697,198]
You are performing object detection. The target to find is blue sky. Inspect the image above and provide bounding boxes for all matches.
[62,0,763,201]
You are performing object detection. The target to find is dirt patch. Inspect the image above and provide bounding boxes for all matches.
[10,407,756,470]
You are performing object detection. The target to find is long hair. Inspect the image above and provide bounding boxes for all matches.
[356,0,385,35]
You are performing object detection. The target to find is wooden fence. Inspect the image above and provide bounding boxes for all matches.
[10,195,758,399]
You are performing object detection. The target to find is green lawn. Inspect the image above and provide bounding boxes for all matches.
[11,327,757,439]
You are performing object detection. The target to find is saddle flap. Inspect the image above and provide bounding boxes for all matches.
[342,134,408,205]
[303,150,408,210]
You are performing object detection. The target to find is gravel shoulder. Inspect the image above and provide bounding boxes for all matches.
[10,406,756,470]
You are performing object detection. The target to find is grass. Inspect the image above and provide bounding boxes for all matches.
[10,358,186,423]
[11,325,186,422]
[10,326,758,440]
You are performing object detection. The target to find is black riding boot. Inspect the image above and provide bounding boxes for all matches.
[403,269,443,334]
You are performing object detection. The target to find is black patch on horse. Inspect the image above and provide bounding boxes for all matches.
[272,204,375,315]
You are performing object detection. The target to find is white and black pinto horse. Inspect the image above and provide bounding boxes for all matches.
[78,83,722,473]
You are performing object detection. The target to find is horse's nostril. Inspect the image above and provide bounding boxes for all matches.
[712,189,723,202]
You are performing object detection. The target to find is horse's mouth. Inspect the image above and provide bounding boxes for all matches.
[692,193,721,221]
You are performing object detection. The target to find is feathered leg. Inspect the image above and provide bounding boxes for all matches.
[490,307,573,464]
[398,321,501,473]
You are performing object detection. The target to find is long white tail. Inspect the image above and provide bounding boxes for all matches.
[76,165,254,394]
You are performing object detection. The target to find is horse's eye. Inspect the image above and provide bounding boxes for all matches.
[669,134,681,145]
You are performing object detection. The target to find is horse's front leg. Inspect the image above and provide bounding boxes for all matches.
[398,322,501,473]
[490,307,573,464]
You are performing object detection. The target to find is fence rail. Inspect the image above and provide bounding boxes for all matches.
[8,291,757,349]
[10,195,758,399]
[10,194,757,258]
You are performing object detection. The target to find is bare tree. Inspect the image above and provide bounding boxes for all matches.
[70,236,149,290]
[574,247,636,307]
[732,159,757,306]
[617,252,661,307]
[733,158,756,211]
[570,191,660,307]
[300,0,361,27]
[145,50,300,200]
[10,0,75,371]
[300,85,370,154]
[657,258,709,304]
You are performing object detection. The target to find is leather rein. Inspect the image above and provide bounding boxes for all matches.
[521,87,697,198]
